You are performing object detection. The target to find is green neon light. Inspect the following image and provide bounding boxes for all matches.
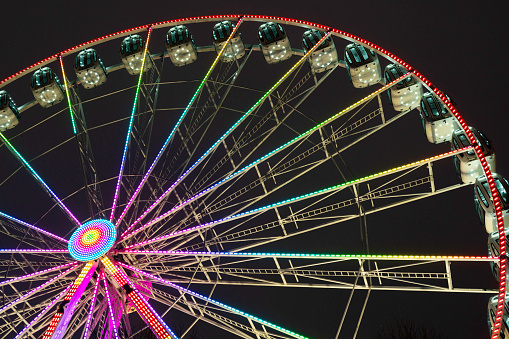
[59,55,77,134]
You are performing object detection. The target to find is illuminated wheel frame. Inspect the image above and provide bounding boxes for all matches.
[0,15,504,339]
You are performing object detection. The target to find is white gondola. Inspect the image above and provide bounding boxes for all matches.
[74,48,108,89]
[384,64,422,111]
[488,228,509,281]
[451,127,495,184]
[120,35,153,75]
[476,174,509,233]
[302,29,338,73]
[344,43,381,88]
[165,25,198,67]
[419,92,459,144]
[258,22,292,64]
[0,90,20,131]
[30,67,65,108]
[212,21,245,62]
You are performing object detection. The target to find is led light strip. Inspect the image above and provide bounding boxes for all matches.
[118,262,307,339]
[82,271,102,339]
[0,211,68,243]
[0,133,81,226]
[118,250,498,262]
[42,312,64,339]
[121,30,333,239]
[64,261,95,301]
[121,72,414,241]
[116,17,244,230]
[101,258,176,339]
[110,27,153,222]
[58,55,77,134]
[0,249,68,253]
[126,147,471,248]
[0,265,77,314]
[14,283,72,339]
[102,273,120,339]
[0,261,77,286]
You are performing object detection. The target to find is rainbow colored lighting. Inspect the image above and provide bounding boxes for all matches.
[121,31,333,240]
[0,133,81,226]
[58,55,77,134]
[116,17,244,230]
[0,211,68,243]
[65,262,95,300]
[110,27,153,222]
[68,219,116,261]
[121,72,415,241]
[127,147,471,248]
[118,262,307,339]
[0,249,68,253]
[119,250,498,262]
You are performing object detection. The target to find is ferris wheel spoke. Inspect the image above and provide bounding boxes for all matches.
[120,72,411,244]
[0,261,77,287]
[0,133,81,227]
[101,273,120,339]
[151,287,291,339]
[121,32,334,240]
[0,211,68,244]
[59,55,106,219]
[118,261,311,339]
[80,272,102,339]
[114,18,245,231]
[125,147,470,249]
[0,265,77,316]
[109,27,154,222]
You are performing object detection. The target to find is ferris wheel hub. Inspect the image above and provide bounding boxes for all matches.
[68,219,117,261]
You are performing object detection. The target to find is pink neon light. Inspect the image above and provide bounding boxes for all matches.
[103,273,120,339]
[83,272,102,339]
[0,262,77,286]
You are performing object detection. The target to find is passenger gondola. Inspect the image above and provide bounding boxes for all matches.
[120,35,153,75]
[0,90,20,131]
[344,43,381,88]
[165,25,198,67]
[302,29,338,73]
[212,21,245,61]
[258,22,292,64]
[475,173,509,233]
[74,48,108,89]
[419,92,459,144]
[384,64,422,111]
[30,67,65,108]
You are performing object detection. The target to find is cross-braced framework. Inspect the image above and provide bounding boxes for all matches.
[0,15,503,339]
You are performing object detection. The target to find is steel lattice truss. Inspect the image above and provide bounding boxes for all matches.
[0,15,501,339]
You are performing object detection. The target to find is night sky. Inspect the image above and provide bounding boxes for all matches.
[0,1,508,338]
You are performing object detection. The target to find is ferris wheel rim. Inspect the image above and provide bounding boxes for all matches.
[0,14,503,339]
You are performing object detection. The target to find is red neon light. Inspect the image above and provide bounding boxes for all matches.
[42,312,63,339]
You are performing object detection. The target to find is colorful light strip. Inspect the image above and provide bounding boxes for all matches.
[118,250,498,262]
[116,17,244,230]
[42,312,64,339]
[14,282,72,339]
[110,27,153,222]
[0,261,77,286]
[126,147,471,248]
[64,262,95,301]
[0,133,81,226]
[102,259,176,339]
[58,55,77,134]
[121,30,333,239]
[0,211,68,243]
[102,273,120,339]
[118,262,307,339]
[68,219,116,261]
[82,271,102,339]
[0,249,68,253]
[0,265,77,314]
[121,72,414,241]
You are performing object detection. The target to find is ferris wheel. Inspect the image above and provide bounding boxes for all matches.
[0,14,506,339]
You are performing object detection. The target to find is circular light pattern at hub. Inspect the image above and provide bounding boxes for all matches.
[68,219,116,261]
